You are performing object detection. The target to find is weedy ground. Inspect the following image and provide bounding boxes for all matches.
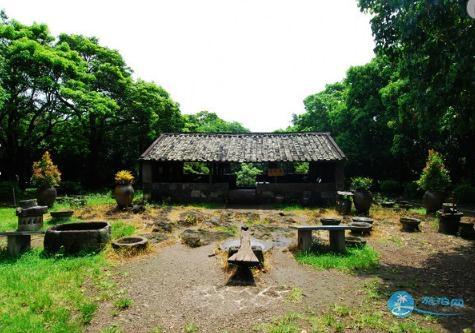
[0,194,474,332]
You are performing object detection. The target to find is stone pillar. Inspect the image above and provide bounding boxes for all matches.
[297,229,313,251]
[8,235,31,257]
[329,230,346,253]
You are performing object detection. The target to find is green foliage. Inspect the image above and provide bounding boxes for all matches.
[403,181,421,199]
[351,177,373,191]
[416,150,451,192]
[111,221,136,240]
[0,249,106,332]
[295,246,379,272]
[0,207,18,231]
[183,162,209,175]
[454,183,475,204]
[357,0,475,184]
[0,181,22,203]
[31,152,61,188]
[184,322,199,333]
[183,111,249,133]
[294,162,309,174]
[113,298,133,310]
[235,163,262,187]
[379,180,402,196]
[0,16,184,188]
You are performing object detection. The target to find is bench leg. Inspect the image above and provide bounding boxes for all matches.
[7,235,31,257]
[329,230,346,253]
[298,230,312,251]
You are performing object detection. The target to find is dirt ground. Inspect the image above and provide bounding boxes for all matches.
[85,205,475,333]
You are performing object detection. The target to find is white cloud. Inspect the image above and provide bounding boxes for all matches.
[2,0,375,131]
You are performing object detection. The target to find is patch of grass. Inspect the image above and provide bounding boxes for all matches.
[0,207,18,231]
[184,322,199,333]
[214,225,237,236]
[188,202,225,209]
[87,192,116,206]
[286,287,303,303]
[114,297,133,310]
[150,326,163,333]
[409,207,426,215]
[101,324,123,333]
[0,249,108,333]
[110,220,136,240]
[254,312,302,333]
[294,245,379,272]
[271,203,305,211]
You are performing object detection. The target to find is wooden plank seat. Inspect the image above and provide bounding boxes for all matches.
[228,226,260,267]
[0,231,46,256]
[293,225,356,253]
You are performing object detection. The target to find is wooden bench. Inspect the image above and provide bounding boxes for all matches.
[0,231,46,256]
[294,225,356,253]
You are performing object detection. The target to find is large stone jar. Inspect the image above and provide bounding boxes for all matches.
[422,190,445,214]
[37,186,57,208]
[352,189,373,215]
[114,184,134,208]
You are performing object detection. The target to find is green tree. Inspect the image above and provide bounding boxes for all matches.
[358,0,475,182]
[183,111,249,133]
[0,17,88,183]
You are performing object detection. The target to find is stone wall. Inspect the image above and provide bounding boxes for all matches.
[149,182,230,203]
[146,182,337,205]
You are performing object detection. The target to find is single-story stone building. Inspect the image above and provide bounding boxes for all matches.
[140,132,346,204]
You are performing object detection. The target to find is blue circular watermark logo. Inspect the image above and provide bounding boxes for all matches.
[387,291,415,318]
[468,0,475,19]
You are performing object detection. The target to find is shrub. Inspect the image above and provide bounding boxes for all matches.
[58,181,83,195]
[236,163,262,187]
[454,184,475,204]
[294,162,309,174]
[416,150,451,192]
[114,170,134,185]
[379,180,402,196]
[351,177,373,191]
[0,181,23,202]
[402,181,421,199]
[183,162,209,175]
[31,151,61,188]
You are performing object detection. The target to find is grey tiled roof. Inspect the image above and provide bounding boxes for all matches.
[140,132,345,162]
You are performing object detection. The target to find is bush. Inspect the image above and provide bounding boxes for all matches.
[402,181,421,199]
[416,150,451,192]
[294,162,309,174]
[379,180,402,196]
[31,151,61,187]
[0,181,22,202]
[236,163,262,187]
[114,170,134,185]
[351,177,373,191]
[454,184,475,204]
[58,181,83,195]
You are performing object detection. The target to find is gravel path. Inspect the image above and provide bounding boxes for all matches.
[88,242,363,333]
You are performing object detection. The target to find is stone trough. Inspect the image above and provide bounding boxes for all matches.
[44,221,111,253]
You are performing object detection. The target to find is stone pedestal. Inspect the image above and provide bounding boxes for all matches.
[298,229,313,251]
[7,235,31,256]
[329,230,346,252]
